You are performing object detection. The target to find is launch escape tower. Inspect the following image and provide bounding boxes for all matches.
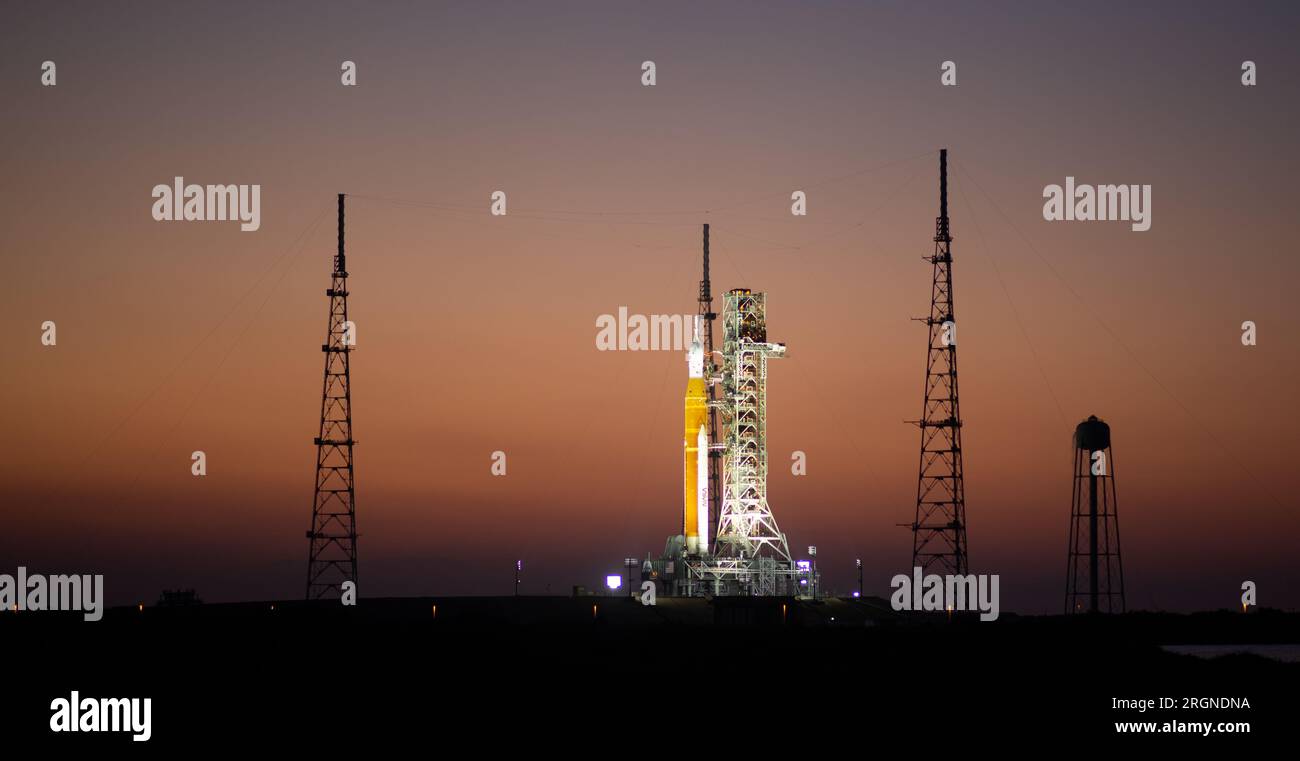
[1065,416,1125,613]
[305,194,359,600]
[909,149,970,576]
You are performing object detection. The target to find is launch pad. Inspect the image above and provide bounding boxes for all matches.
[642,268,808,597]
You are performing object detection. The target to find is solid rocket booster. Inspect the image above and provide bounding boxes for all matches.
[684,316,709,555]
[695,425,709,549]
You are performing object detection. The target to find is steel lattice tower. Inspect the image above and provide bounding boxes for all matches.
[699,224,722,551]
[909,149,969,576]
[714,289,793,586]
[1065,415,1125,614]
[305,194,359,600]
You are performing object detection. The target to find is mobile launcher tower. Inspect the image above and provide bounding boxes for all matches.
[646,277,806,597]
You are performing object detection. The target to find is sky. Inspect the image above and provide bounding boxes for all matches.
[3,0,1298,612]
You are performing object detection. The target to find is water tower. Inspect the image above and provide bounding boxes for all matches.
[1065,415,1125,613]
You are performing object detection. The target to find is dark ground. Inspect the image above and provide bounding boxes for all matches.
[2,596,1294,748]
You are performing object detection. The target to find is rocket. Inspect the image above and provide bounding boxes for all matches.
[684,316,710,555]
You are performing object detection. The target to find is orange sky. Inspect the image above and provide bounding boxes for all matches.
[3,1,1298,611]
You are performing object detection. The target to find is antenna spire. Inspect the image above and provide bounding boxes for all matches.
[937,149,950,243]
[336,193,346,274]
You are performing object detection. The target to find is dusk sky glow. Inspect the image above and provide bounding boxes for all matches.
[4,1,1298,613]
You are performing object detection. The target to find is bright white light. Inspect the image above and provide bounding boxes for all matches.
[605,575,622,590]
[688,317,705,377]
[796,560,811,571]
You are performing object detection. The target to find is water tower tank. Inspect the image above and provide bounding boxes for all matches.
[1073,415,1110,451]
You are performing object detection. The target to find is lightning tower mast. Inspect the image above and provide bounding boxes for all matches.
[305,193,359,600]
[699,224,722,550]
[909,150,969,575]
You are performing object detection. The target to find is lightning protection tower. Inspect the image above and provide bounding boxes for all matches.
[1065,415,1125,614]
[305,194,359,600]
[713,289,793,593]
[909,149,969,576]
[699,224,722,550]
